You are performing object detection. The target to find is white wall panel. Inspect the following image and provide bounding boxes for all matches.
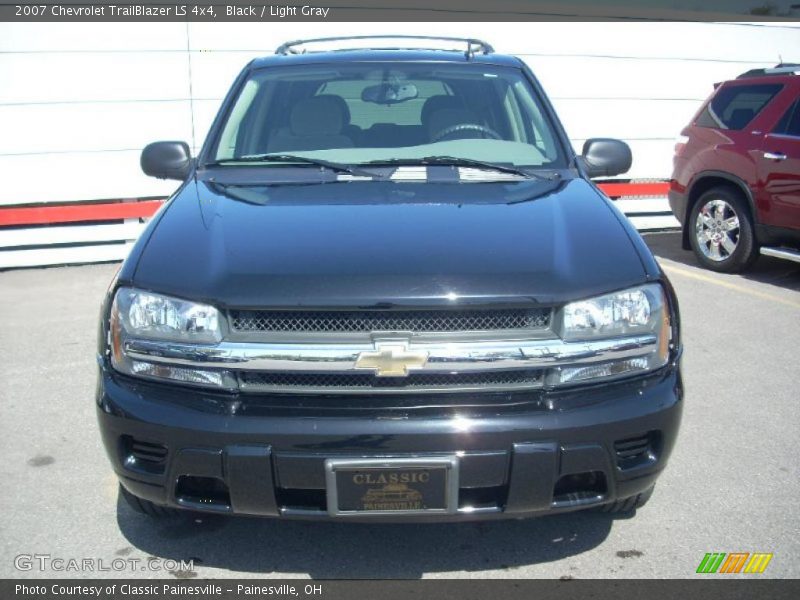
[492,22,800,62]
[628,214,681,230]
[0,222,146,248]
[187,22,425,51]
[0,101,194,155]
[526,55,763,101]
[188,51,259,100]
[187,21,800,63]
[0,243,132,269]
[0,53,190,104]
[191,98,226,152]
[0,151,176,205]
[614,198,671,214]
[553,98,700,140]
[0,23,186,51]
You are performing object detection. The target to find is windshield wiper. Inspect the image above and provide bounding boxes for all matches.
[205,154,381,179]
[364,156,555,179]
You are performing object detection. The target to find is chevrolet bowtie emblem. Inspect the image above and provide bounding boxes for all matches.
[354,344,429,377]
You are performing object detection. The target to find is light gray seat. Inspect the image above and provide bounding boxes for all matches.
[267,96,355,152]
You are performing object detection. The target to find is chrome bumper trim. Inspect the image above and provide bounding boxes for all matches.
[123,334,658,373]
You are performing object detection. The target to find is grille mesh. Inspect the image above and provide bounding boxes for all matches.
[229,308,550,333]
[239,369,542,392]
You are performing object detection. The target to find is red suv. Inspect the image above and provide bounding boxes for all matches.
[669,64,800,272]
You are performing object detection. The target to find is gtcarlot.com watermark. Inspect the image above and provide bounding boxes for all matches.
[14,553,193,573]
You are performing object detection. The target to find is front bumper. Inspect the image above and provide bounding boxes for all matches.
[97,362,683,522]
[668,188,688,226]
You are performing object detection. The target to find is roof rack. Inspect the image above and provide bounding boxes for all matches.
[275,36,494,59]
[737,63,800,78]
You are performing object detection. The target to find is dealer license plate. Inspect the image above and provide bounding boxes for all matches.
[324,457,459,516]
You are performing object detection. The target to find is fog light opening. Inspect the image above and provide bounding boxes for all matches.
[121,435,168,475]
[175,476,231,510]
[552,471,607,507]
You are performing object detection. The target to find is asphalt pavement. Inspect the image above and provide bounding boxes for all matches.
[1,231,798,579]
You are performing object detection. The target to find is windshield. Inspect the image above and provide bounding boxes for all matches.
[210,62,565,171]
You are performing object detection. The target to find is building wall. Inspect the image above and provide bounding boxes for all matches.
[1,22,799,266]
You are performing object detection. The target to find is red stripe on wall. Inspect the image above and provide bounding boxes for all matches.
[599,182,670,197]
[0,182,670,227]
[0,200,165,227]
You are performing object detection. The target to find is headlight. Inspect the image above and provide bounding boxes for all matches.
[109,287,234,389]
[560,283,666,341]
[550,284,671,386]
[113,287,221,343]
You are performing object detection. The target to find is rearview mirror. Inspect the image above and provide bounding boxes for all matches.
[579,138,632,179]
[361,82,419,105]
[141,141,193,180]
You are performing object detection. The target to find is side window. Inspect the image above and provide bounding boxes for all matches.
[216,79,261,159]
[502,84,528,142]
[511,80,558,161]
[696,83,783,130]
[773,97,800,137]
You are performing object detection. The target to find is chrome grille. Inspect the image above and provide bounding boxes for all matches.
[239,369,543,394]
[229,308,550,333]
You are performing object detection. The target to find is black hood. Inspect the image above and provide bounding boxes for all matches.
[131,176,649,308]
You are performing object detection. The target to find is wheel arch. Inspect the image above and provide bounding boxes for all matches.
[682,171,756,250]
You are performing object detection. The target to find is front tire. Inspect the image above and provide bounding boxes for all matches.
[599,484,655,514]
[688,186,757,273]
[119,484,180,518]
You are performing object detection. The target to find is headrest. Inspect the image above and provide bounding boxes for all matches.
[290,96,345,136]
[427,108,481,136]
[421,96,463,127]
[315,94,351,124]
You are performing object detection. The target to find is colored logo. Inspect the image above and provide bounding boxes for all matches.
[696,552,773,574]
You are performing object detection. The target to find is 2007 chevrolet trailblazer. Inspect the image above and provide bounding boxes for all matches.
[97,36,683,521]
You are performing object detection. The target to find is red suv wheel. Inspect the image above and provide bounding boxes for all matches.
[688,186,757,273]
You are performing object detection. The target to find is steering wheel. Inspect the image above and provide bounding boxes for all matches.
[432,123,502,143]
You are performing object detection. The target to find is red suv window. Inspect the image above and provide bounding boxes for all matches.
[773,97,800,136]
[696,83,783,130]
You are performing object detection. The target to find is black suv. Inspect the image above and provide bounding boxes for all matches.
[98,36,683,522]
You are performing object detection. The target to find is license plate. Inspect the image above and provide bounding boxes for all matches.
[324,457,459,516]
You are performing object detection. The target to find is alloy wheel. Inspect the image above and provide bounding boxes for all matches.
[694,198,740,262]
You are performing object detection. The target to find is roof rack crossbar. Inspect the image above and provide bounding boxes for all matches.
[275,36,494,58]
[737,63,800,78]
[764,65,800,75]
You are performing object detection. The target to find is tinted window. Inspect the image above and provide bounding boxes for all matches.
[696,83,783,130]
[212,62,564,168]
[773,97,800,136]
[317,79,449,128]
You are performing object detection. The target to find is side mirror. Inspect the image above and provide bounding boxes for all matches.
[579,138,632,179]
[141,141,192,180]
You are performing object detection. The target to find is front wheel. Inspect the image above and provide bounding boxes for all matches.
[599,484,655,514]
[688,186,757,273]
[119,484,180,518]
